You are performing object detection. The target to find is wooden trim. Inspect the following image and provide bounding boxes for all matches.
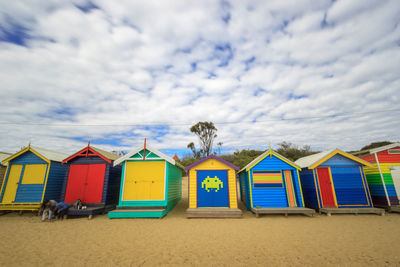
[312,169,321,208]
[296,169,306,207]
[40,162,51,203]
[245,151,300,172]
[248,170,254,209]
[62,147,112,164]
[374,152,390,206]
[359,166,372,207]
[2,147,50,164]
[309,149,372,169]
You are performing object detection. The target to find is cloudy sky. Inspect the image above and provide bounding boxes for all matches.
[0,0,399,158]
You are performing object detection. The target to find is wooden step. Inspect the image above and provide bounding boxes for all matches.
[251,207,316,217]
[113,209,165,212]
[389,206,400,213]
[319,207,385,216]
[186,208,242,218]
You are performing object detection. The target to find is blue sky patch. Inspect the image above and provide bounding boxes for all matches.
[74,1,99,13]
[0,18,30,46]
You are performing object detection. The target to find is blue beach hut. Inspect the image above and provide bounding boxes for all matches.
[238,147,314,217]
[295,149,384,216]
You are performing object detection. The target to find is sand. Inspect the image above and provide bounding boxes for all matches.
[0,177,400,266]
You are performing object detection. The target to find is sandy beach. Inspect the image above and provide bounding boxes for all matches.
[0,177,399,266]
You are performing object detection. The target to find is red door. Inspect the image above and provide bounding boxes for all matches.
[316,167,336,207]
[83,164,106,203]
[64,164,106,204]
[64,165,88,203]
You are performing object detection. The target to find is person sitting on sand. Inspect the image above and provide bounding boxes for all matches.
[54,202,71,220]
[41,199,57,222]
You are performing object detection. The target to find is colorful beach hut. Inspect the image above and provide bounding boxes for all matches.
[295,149,384,216]
[185,155,242,218]
[108,143,183,218]
[353,143,400,212]
[61,145,122,219]
[0,152,12,192]
[238,148,314,217]
[0,145,68,211]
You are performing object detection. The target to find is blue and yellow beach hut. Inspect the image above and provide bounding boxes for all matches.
[108,143,183,218]
[0,145,68,211]
[185,155,242,218]
[295,149,384,215]
[238,148,314,217]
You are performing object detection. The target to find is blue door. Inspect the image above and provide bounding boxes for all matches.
[197,170,229,207]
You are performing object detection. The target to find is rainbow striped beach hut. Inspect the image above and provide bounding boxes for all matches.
[354,143,400,213]
[238,147,314,217]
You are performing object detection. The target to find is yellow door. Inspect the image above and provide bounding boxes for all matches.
[123,161,165,201]
[2,165,23,203]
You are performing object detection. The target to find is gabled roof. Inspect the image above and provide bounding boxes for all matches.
[239,149,300,173]
[369,142,400,154]
[2,145,69,164]
[113,144,184,169]
[62,145,120,164]
[0,152,12,165]
[295,149,372,169]
[185,154,239,172]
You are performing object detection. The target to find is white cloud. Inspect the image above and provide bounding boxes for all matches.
[0,0,399,157]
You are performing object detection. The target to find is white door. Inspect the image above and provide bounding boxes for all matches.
[390,166,400,201]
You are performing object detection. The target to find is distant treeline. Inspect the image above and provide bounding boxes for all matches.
[179,140,394,170]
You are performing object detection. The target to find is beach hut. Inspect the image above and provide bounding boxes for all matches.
[0,145,68,211]
[108,142,183,218]
[353,143,400,213]
[295,149,384,216]
[61,145,122,219]
[238,148,314,217]
[0,152,12,191]
[185,155,242,218]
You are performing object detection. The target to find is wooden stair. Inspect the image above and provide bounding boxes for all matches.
[186,208,242,218]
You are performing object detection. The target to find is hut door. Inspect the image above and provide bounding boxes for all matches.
[283,170,297,207]
[197,170,229,207]
[316,167,336,207]
[2,165,23,203]
[83,164,106,203]
[390,166,400,201]
[64,165,87,203]
[123,161,165,201]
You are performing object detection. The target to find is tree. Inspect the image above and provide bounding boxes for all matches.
[187,142,202,158]
[112,150,127,156]
[220,149,264,169]
[361,141,393,151]
[188,121,217,158]
[217,142,223,155]
[276,141,316,161]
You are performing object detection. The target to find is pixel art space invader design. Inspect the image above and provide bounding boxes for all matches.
[201,176,223,192]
